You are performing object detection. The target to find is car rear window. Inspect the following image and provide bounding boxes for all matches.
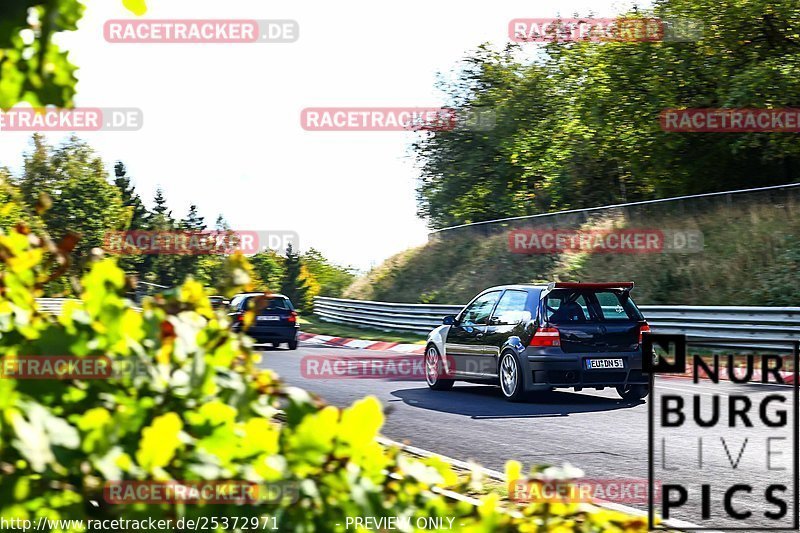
[232,295,293,311]
[544,289,643,323]
[245,297,291,310]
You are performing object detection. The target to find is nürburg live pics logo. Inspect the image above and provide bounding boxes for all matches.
[645,333,799,530]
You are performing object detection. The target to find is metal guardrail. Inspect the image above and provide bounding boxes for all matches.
[427,182,800,240]
[314,297,800,351]
[35,298,142,314]
[35,298,77,315]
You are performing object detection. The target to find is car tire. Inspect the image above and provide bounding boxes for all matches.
[425,345,454,391]
[271,342,281,349]
[616,384,649,400]
[288,339,298,350]
[499,351,527,402]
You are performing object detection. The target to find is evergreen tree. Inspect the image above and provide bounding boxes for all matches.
[214,214,230,231]
[151,188,173,226]
[113,162,149,230]
[280,244,308,311]
[143,188,177,286]
[181,204,206,231]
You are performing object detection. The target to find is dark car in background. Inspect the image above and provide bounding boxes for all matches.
[424,282,651,402]
[209,296,229,310]
[229,293,300,350]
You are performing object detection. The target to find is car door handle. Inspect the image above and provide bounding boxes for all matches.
[476,333,484,338]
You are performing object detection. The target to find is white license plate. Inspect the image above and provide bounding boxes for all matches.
[585,358,624,369]
[257,316,280,321]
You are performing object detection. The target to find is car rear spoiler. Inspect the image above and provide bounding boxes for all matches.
[548,282,634,290]
[541,281,635,298]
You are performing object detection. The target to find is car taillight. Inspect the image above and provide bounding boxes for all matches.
[639,323,651,344]
[235,313,243,322]
[288,311,297,323]
[530,327,560,347]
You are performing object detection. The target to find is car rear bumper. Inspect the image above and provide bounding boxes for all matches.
[233,324,299,343]
[522,351,648,391]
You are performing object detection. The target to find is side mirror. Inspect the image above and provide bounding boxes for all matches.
[442,315,456,325]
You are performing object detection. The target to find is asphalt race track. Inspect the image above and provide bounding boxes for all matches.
[258,343,797,530]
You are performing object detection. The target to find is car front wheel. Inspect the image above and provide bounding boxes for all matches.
[616,384,649,400]
[425,345,453,391]
[499,352,527,402]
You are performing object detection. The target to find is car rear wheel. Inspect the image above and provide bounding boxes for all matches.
[271,342,281,349]
[425,345,453,391]
[616,384,649,400]
[288,339,298,350]
[500,352,527,402]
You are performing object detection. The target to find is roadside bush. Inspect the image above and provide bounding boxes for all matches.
[0,221,646,532]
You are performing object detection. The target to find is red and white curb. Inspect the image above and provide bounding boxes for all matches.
[298,332,425,354]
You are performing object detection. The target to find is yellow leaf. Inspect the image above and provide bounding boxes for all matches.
[241,418,279,455]
[505,459,522,485]
[122,0,147,16]
[136,413,182,470]
[339,396,383,451]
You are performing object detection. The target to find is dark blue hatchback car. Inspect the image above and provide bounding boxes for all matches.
[229,293,300,349]
[424,282,651,402]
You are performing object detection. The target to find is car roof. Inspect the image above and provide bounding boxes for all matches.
[480,282,635,293]
[233,292,290,299]
[482,284,549,292]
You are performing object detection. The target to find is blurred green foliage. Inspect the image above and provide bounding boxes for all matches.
[0,0,145,108]
[0,217,647,531]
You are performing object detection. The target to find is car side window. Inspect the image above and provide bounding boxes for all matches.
[229,295,244,312]
[491,290,530,325]
[460,291,501,326]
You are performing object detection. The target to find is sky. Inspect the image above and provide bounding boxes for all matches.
[0,0,645,270]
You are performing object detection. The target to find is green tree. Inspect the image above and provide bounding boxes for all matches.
[180,204,206,231]
[112,162,150,278]
[301,248,356,297]
[0,168,27,230]
[113,162,149,230]
[280,244,308,311]
[17,135,127,271]
[214,214,230,231]
[250,250,285,291]
[415,3,800,229]
[172,204,208,284]
[142,188,177,286]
